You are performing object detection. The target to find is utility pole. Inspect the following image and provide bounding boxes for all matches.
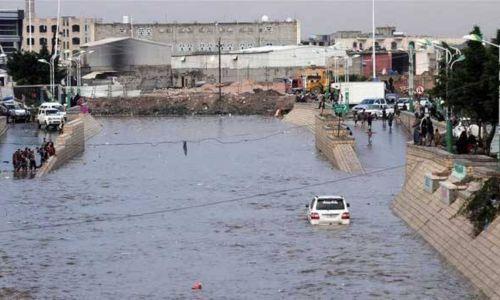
[218,36,222,102]
[372,0,376,80]
[408,44,414,111]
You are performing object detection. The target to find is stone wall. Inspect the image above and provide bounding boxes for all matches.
[392,143,500,298]
[36,118,85,177]
[315,115,364,173]
[0,116,7,137]
[88,89,294,116]
[282,103,317,132]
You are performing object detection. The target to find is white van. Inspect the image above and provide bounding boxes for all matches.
[39,102,66,120]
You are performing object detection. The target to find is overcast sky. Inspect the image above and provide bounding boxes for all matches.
[3,0,499,39]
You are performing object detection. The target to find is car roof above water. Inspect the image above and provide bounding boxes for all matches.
[316,195,344,200]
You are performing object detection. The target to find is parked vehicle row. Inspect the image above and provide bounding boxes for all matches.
[0,100,67,130]
[0,100,31,122]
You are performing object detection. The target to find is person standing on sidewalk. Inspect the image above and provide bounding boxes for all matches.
[412,113,421,145]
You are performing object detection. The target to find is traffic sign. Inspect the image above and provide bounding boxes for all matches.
[416,85,425,95]
[334,104,348,114]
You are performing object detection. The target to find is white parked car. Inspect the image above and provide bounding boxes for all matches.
[306,195,350,225]
[39,102,67,120]
[37,108,64,129]
[3,100,30,121]
[352,98,393,118]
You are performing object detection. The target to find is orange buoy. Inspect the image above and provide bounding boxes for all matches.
[192,281,202,290]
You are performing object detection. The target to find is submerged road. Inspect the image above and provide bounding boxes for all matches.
[0,116,483,299]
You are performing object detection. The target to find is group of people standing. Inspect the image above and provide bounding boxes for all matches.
[12,139,56,173]
[412,113,440,147]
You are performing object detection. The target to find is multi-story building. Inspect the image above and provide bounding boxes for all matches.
[94,17,301,55]
[0,9,24,55]
[306,26,464,76]
[21,0,95,56]
[307,26,463,51]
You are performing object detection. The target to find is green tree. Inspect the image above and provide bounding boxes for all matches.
[6,43,65,86]
[432,26,499,154]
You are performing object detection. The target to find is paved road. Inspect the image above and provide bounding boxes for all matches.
[0,116,483,299]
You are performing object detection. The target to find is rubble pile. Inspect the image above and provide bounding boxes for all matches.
[88,88,294,116]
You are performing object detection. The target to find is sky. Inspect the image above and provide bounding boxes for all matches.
[2,0,499,39]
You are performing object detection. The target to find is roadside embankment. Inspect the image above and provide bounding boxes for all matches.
[0,116,6,137]
[282,103,318,132]
[315,115,364,173]
[35,114,98,177]
[87,89,294,116]
[392,143,500,298]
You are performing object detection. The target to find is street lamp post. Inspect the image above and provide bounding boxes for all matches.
[397,46,415,111]
[419,40,463,153]
[464,34,500,160]
[38,58,56,101]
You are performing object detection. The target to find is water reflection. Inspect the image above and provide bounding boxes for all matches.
[0,116,483,299]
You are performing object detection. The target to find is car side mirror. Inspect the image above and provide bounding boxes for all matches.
[347,203,350,208]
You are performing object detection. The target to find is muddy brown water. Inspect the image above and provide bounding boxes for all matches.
[0,117,484,299]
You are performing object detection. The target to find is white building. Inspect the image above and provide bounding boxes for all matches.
[172,45,346,87]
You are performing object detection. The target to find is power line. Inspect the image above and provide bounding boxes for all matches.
[0,164,404,234]
[0,122,315,147]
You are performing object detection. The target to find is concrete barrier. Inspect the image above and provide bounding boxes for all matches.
[392,143,500,298]
[0,116,6,137]
[36,117,85,177]
[315,115,364,173]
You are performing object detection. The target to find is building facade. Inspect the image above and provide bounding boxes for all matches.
[171,45,345,87]
[21,0,95,56]
[0,9,24,55]
[94,18,301,55]
[306,26,463,52]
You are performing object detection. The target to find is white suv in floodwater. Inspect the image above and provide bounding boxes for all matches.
[306,195,350,225]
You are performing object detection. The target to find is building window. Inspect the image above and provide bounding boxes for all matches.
[353,42,358,49]
[359,42,363,50]
[39,25,47,33]
[72,37,80,45]
[391,41,397,50]
[85,37,88,43]
[26,38,35,45]
[51,25,57,33]
[26,25,34,33]
[409,41,415,49]
[72,25,80,32]
[39,38,47,45]
[375,42,379,48]
[84,24,88,32]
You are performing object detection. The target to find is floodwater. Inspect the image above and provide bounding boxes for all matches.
[0,116,483,299]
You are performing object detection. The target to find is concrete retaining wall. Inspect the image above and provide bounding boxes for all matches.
[315,115,364,173]
[282,103,317,132]
[392,144,500,298]
[0,116,6,137]
[36,118,85,177]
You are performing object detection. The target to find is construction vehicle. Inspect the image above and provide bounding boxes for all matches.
[290,67,330,94]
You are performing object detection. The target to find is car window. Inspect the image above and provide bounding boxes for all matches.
[46,109,59,115]
[310,198,315,209]
[315,198,345,210]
